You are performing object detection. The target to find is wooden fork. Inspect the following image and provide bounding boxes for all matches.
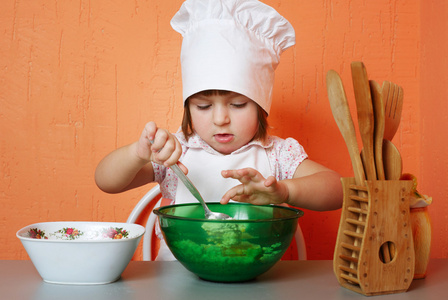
[382,81,404,141]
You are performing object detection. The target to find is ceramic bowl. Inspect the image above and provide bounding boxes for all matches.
[154,203,303,282]
[16,222,145,285]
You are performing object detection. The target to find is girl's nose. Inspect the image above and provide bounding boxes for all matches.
[213,106,230,125]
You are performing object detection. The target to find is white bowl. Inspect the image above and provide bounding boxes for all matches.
[16,221,145,285]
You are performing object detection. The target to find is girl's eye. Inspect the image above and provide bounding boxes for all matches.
[231,103,247,108]
[196,104,211,110]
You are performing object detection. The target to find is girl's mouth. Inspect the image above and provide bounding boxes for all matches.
[214,134,234,143]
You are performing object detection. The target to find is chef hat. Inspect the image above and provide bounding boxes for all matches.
[171,0,295,114]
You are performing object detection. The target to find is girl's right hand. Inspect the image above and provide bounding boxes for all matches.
[136,121,183,167]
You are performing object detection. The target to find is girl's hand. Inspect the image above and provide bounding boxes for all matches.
[136,121,182,167]
[220,168,289,205]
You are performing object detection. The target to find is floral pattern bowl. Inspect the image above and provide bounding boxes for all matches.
[16,222,145,285]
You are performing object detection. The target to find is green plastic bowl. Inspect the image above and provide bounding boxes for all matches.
[153,203,303,282]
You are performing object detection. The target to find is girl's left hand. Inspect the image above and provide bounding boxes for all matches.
[220,168,289,205]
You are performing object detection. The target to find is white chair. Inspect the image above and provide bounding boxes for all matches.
[127,185,307,261]
[126,185,163,261]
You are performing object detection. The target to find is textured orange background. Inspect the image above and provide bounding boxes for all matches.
[1,0,447,260]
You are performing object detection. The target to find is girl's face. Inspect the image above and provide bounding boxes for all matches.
[188,92,259,154]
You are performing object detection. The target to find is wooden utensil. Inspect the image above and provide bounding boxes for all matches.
[326,70,366,187]
[381,139,403,262]
[381,80,404,261]
[332,66,415,296]
[383,139,403,181]
[327,69,367,275]
[351,62,376,181]
[383,81,404,141]
[370,80,385,180]
[369,79,393,262]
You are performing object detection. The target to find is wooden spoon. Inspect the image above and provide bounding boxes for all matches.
[326,69,366,186]
[351,62,376,181]
[383,140,403,180]
[327,69,368,272]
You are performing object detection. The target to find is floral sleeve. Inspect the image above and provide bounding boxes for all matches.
[267,137,308,181]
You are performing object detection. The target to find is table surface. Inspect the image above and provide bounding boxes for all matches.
[1,259,446,300]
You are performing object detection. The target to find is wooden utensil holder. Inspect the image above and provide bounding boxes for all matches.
[333,178,415,296]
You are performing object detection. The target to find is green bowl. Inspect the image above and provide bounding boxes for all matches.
[153,203,303,282]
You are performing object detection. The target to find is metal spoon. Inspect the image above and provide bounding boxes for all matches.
[149,140,233,220]
[169,164,233,220]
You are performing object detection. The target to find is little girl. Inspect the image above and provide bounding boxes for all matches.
[95,0,342,259]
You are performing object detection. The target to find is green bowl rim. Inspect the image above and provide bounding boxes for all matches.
[153,203,304,223]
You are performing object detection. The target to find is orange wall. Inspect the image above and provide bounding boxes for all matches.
[0,0,446,260]
[420,0,448,259]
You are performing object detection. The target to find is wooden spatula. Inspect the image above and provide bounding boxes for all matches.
[351,62,376,181]
[370,80,385,180]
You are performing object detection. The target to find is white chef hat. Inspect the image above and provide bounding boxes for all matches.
[171,0,295,114]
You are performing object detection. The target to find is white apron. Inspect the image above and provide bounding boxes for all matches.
[156,145,272,261]
[176,146,272,204]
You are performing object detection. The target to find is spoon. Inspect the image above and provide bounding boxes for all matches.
[169,164,233,220]
[326,69,367,271]
[149,140,233,220]
[382,140,402,181]
[326,70,366,188]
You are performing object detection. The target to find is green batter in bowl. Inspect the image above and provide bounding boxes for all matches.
[153,203,303,282]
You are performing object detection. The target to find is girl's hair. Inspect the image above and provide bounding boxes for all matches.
[181,90,268,142]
